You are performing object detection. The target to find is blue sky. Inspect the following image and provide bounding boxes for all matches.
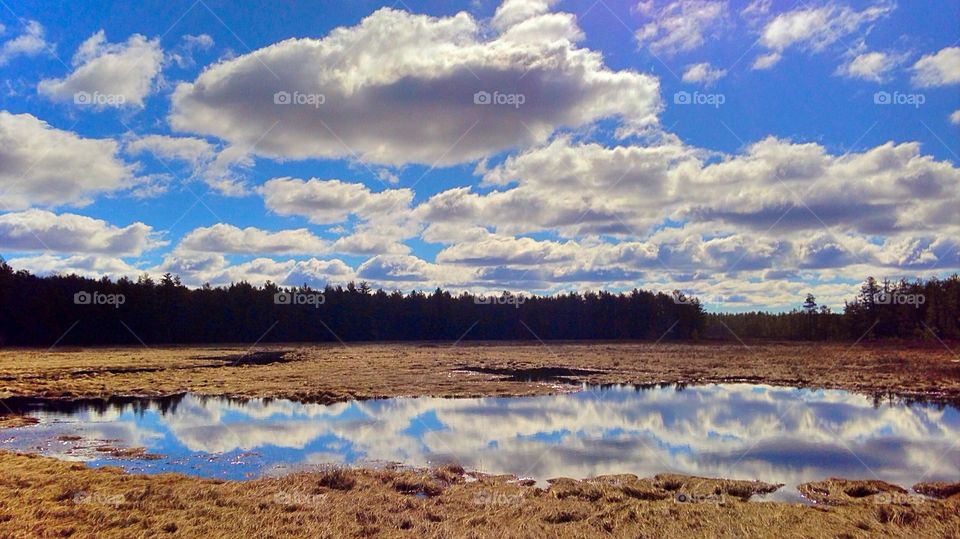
[0,0,958,311]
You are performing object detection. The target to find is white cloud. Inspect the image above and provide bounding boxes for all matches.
[169,33,215,68]
[0,20,48,65]
[38,30,163,108]
[681,62,727,85]
[183,34,214,50]
[125,134,215,166]
[491,0,559,31]
[751,51,781,70]
[174,256,295,286]
[170,5,660,167]
[682,137,960,236]
[951,110,960,125]
[330,232,411,255]
[357,254,474,286]
[424,135,703,237]
[6,254,143,280]
[201,146,254,196]
[911,46,960,87]
[740,0,771,21]
[0,111,135,210]
[179,224,328,255]
[0,210,163,256]
[836,51,898,82]
[635,0,728,56]
[151,252,356,288]
[759,2,892,51]
[286,258,357,286]
[421,223,491,244]
[436,233,579,265]
[259,177,413,225]
[127,174,171,200]
[123,135,254,196]
[752,1,894,68]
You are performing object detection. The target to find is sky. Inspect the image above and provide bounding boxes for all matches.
[0,0,958,312]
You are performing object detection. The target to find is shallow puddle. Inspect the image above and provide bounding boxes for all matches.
[2,384,958,502]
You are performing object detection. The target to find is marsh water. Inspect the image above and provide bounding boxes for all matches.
[2,383,958,502]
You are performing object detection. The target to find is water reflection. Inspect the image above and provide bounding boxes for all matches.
[2,384,958,502]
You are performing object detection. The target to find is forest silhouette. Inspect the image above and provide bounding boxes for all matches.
[1,259,957,346]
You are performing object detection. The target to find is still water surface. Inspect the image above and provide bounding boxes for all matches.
[2,384,957,502]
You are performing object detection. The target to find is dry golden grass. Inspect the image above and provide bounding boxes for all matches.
[0,341,957,406]
[911,482,960,500]
[798,479,911,506]
[0,415,38,428]
[1,452,958,538]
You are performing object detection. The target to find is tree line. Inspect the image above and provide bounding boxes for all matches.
[707,275,960,341]
[1,258,956,346]
[0,259,703,346]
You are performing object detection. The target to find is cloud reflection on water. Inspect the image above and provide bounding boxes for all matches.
[4,384,957,501]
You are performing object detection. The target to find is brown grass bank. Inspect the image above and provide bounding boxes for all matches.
[1,452,958,538]
[0,341,958,407]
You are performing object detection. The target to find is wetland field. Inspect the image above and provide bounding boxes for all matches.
[1,342,958,538]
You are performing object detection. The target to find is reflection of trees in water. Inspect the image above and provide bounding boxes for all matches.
[587,382,686,392]
[0,393,187,417]
[869,391,956,410]
[3,383,958,420]
[193,394,256,408]
[0,393,285,419]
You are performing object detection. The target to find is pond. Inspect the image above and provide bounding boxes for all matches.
[2,384,958,502]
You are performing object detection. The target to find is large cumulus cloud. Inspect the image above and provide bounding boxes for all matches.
[0,112,135,210]
[169,6,660,166]
[0,210,164,256]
